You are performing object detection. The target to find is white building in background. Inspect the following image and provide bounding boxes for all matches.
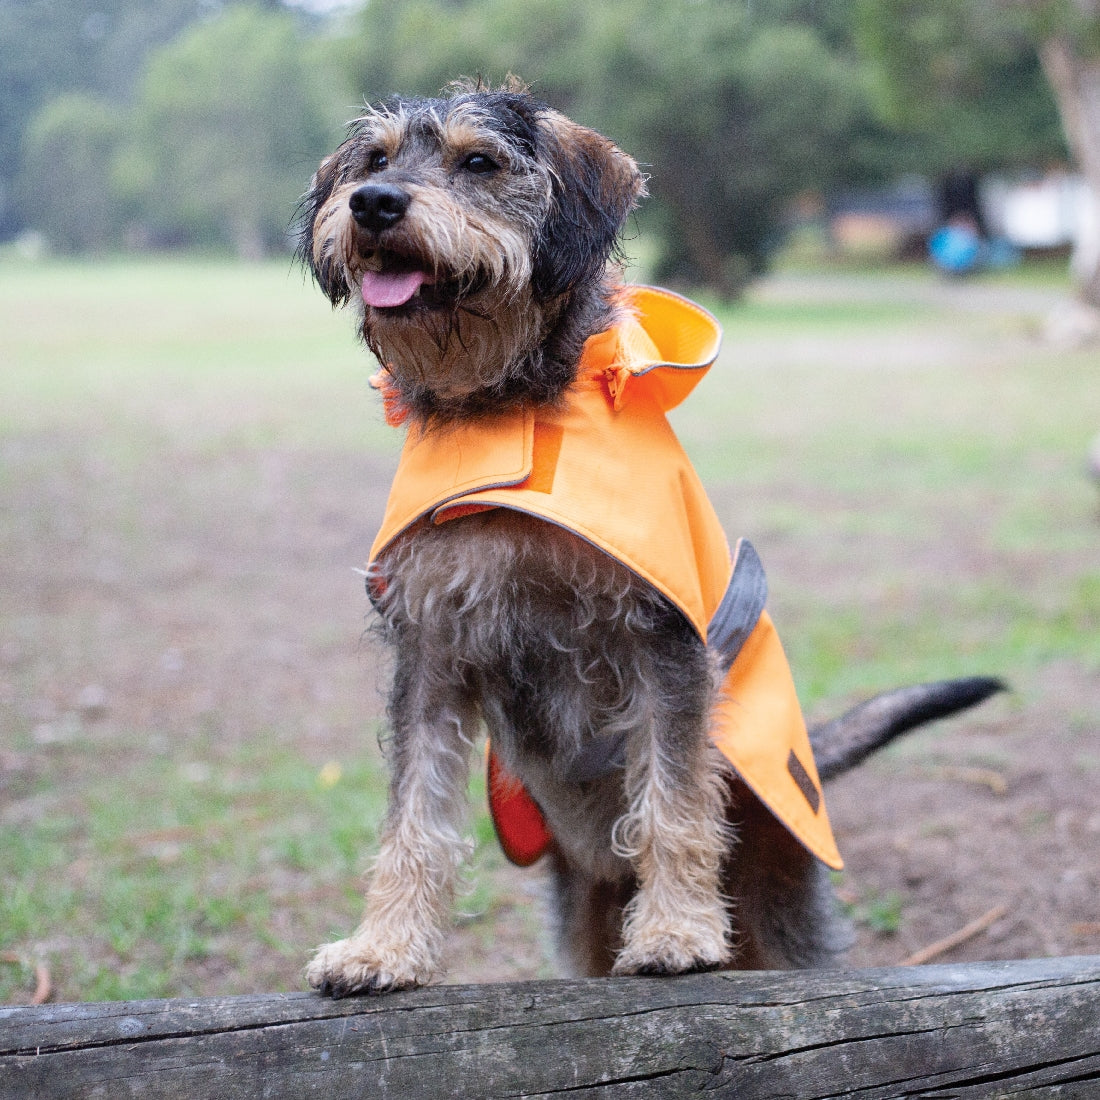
[983,172,1099,281]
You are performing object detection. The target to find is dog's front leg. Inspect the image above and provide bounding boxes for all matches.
[307,653,476,996]
[611,703,732,976]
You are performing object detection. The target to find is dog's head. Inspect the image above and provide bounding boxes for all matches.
[298,80,645,418]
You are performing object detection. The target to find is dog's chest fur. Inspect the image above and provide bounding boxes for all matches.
[375,508,714,880]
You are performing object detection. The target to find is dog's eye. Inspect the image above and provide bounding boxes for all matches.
[461,153,500,175]
[367,150,389,172]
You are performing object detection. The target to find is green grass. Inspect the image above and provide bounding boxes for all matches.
[0,734,389,1001]
[851,890,905,937]
[1,253,1096,1001]
[0,255,398,453]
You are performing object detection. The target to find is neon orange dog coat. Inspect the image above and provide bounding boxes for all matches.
[368,286,842,870]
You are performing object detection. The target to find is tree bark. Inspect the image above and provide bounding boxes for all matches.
[1040,30,1100,308]
[2,956,1099,1099]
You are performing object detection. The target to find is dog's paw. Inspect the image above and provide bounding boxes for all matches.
[611,928,730,977]
[306,938,432,998]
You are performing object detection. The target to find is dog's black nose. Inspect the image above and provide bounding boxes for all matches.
[349,183,410,231]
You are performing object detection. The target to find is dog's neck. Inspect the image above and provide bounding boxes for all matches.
[369,277,619,426]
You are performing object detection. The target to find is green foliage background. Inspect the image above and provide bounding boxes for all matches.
[343,0,887,291]
[2,0,1072,290]
[853,0,1069,171]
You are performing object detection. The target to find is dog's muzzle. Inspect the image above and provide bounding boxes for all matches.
[350,183,411,232]
[348,183,438,309]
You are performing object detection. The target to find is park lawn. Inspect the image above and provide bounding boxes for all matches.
[1,254,1097,1002]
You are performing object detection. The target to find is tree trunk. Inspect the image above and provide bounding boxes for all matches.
[3,957,1100,1098]
[1040,30,1100,308]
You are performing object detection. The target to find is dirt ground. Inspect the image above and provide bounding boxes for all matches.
[2,265,1098,1000]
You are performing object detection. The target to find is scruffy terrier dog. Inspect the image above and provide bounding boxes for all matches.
[298,80,1000,996]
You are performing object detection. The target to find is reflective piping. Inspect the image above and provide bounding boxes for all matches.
[707,539,768,671]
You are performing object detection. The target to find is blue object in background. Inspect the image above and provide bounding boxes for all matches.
[929,221,1021,274]
[928,222,982,273]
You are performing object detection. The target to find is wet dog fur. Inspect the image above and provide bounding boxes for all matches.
[297,80,1002,996]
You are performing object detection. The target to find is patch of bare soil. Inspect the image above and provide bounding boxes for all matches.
[1,438,391,756]
[831,663,1100,968]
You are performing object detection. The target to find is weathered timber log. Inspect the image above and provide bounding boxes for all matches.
[2,956,1099,1099]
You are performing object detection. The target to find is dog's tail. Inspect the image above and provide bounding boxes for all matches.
[809,676,1006,782]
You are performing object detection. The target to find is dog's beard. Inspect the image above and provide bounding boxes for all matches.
[363,286,550,402]
[314,191,553,403]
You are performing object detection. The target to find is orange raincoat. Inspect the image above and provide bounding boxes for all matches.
[369,286,842,870]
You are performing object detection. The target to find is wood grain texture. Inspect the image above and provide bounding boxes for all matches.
[2,957,1099,1098]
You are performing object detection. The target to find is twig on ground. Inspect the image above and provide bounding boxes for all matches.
[1,952,52,1005]
[926,765,1008,795]
[31,963,52,1005]
[900,905,1009,967]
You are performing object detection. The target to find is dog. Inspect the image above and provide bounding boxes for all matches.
[297,79,1002,996]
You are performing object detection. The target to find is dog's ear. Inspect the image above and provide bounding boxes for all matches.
[532,112,646,301]
[295,152,350,306]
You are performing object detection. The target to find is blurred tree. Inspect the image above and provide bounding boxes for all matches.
[1038,3,1100,307]
[855,0,1100,307]
[855,0,1065,171]
[340,0,888,296]
[597,7,878,292]
[0,0,221,239]
[19,95,126,252]
[114,4,347,256]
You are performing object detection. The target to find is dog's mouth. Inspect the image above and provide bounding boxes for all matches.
[359,250,481,314]
[361,255,434,310]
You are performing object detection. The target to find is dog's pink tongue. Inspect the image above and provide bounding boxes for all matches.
[361,269,430,308]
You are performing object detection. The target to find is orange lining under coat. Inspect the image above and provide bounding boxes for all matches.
[368,285,842,870]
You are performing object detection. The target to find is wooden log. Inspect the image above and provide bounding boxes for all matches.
[2,956,1099,1098]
